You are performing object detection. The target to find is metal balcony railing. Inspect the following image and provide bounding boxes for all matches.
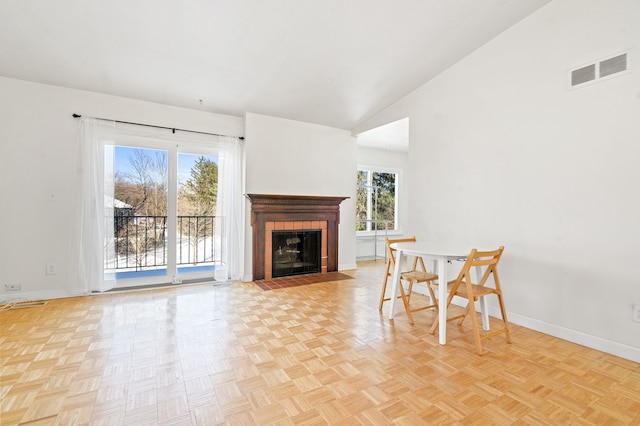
[108,215,223,271]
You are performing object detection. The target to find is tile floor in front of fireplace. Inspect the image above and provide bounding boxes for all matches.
[255,271,354,290]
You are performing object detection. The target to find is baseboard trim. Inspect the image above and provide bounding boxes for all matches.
[504,309,640,363]
[400,288,639,362]
[0,289,81,305]
[339,263,357,271]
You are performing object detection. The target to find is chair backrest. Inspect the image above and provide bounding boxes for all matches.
[385,236,417,268]
[384,236,430,275]
[452,246,504,292]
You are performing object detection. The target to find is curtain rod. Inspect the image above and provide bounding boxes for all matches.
[72,113,244,140]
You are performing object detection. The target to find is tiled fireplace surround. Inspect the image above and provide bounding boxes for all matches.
[247,194,348,281]
[266,221,326,280]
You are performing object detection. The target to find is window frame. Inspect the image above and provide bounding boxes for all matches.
[107,129,222,288]
[356,165,401,236]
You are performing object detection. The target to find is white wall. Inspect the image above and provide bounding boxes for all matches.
[354,0,640,361]
[0,76,243,302]
[355,146,409,259]
[243,113,358,281]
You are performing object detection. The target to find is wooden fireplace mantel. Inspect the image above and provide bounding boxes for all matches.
[247,194,348,281]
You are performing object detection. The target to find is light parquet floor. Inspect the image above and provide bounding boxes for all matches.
[1,261,639,425]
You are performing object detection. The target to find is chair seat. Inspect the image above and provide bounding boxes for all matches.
[401,270,437,282]
[454,281,499,298]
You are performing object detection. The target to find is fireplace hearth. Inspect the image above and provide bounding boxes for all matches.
[247,194,348,280]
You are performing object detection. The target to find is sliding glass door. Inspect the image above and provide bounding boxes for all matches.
[105,141,221,288]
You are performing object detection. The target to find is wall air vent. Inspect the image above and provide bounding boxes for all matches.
[571,64,596,86]
[599,53,627,77]
[569,50,632,89]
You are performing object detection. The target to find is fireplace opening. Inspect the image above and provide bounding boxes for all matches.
[272,229,321,278]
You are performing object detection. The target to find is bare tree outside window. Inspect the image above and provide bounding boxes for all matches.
[114,148,168,270]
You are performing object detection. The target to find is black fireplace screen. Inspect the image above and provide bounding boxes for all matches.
[272,229,321,278]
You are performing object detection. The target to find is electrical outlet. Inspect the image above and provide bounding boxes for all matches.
[46,263,58,275]
[633,304,640,323]
[5,284,21,291]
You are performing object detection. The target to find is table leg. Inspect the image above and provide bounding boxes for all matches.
[475,265,490,330]
[437,257,447,345]
[388,249,403,319]
[429,258,437,275]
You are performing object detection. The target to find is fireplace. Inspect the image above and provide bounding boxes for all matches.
[272,229,321,278]
[247,194,348,280]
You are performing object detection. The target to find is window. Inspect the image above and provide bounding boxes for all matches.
[356,167,398,232]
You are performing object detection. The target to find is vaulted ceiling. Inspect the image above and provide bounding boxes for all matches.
[0,0,550,133]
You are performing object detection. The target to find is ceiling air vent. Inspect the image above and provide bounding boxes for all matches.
[569,50,632,89]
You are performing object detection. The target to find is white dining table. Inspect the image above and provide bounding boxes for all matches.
[388,241,489,345]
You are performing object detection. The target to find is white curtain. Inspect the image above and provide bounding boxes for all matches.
[216,136,245,280]
[68,117,116,294]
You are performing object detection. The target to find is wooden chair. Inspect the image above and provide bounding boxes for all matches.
[378,236,439,324]
[430,246,511,354]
